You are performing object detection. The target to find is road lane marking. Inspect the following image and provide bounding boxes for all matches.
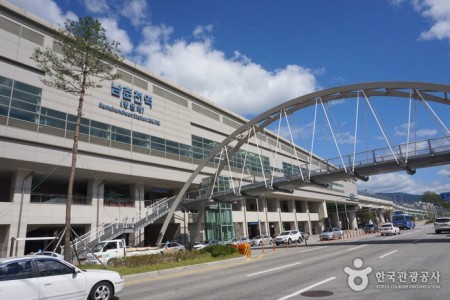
[379,250,398,258]
[298,246,330,253]
[246,262,302,277]
[277,277,336,300]
[347,244,367,251]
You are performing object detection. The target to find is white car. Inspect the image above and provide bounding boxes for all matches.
[34,251,65,260]
[274,230,303,245]
[192,239,223,250]
[380,223,400,236]
[0,256,124,300]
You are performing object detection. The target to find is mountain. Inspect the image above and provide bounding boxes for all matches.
[376,192,422,204]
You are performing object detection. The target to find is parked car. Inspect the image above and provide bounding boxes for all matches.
[159,242,186,254]
[320,228,342,240]
[364,224,379,233]
[34,251,64,260]
[251,235,273,246]
[274,230,303,245]
[226,237,251,245]
[300,231,310,241]
[380,223,400,236]
[0,255,124,300]
[434,217,450,234]
[192,239,223,250]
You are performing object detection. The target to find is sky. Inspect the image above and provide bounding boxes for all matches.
[5,0,450,196]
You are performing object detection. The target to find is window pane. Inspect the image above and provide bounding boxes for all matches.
[40,116,66,129]
[0,95,10,106]
[112,133,131,144]
[133,137,150,148]
[40,108,66,120]
[10,99,38,113]
[67,114,89,126]
[90,127,109,139]
[35,259,73,277]
[0,76,13,88]
[67,122,89,135]
[166,145,179,155]
[91,120,109,130]
[133,131,150,140]
[9,108,37,122]
[0,86,11,97]
[13,81,41,96]
[0,105,8,116]
[151,141,165,152]
[12,89,40,104]
[112,126,130,136]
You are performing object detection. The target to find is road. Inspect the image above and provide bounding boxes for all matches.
[117,224,449,300]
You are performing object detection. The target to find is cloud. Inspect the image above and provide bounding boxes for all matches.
[119,0,149,27]
[357,172,450,194]
[394,123,438,137]
[99,18,134,54]
[412,0,450,42]
[136,25,319,116]
[8,0,77,25]
[438,167,450,176]
[83,0,109,14]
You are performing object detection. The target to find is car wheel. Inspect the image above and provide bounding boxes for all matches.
[89,281,114,300]
[259,241,263,246]
[288,239,292,245]
[269,240,273,245]
[435,230,440,234]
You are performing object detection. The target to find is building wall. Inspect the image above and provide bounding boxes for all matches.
[0,2,365,255]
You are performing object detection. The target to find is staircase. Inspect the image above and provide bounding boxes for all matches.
[70,196,177,256]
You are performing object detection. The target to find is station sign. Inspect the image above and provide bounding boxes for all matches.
[98,82,161,126]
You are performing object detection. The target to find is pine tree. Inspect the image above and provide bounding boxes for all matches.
[31,16,123,261]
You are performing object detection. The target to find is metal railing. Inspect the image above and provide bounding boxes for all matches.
[70,196,176,256]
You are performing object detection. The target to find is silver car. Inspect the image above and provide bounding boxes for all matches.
[251,235,273,246]
[320,228,342,240]
[434,217,450,234]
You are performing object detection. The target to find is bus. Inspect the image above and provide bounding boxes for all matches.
[392,213,415,229]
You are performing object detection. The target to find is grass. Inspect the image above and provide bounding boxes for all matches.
[80,247,244,276]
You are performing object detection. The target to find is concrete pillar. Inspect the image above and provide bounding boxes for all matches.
[376,209,383,225]
[9,170,33,256]
[305,201,312,236]
[348,211,358,230]
[130,183,145,246]
[88,179,105,229]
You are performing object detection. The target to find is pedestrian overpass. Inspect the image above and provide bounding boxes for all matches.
[71,82,450,252]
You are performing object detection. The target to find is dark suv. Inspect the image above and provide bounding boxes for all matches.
[363,224,379,233]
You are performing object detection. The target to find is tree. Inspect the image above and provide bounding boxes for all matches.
[31,16,123,261]
[422,191,443,205]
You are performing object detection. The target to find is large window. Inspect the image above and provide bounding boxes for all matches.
[192,135,271,175]
[0,76,41,123]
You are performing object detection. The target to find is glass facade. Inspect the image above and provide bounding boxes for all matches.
[204,203,233,241]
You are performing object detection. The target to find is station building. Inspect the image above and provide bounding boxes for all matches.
[0,2,362,256]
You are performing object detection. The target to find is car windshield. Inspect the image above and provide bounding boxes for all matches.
[91,242,107,252]
[381,224,392,228]
[365,225,374,228]
[322,229,332,233]
[436,218,450,222]
[280,231,290,236]
[253,235,261,239]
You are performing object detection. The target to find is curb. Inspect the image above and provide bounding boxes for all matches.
[123,256,248,282]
